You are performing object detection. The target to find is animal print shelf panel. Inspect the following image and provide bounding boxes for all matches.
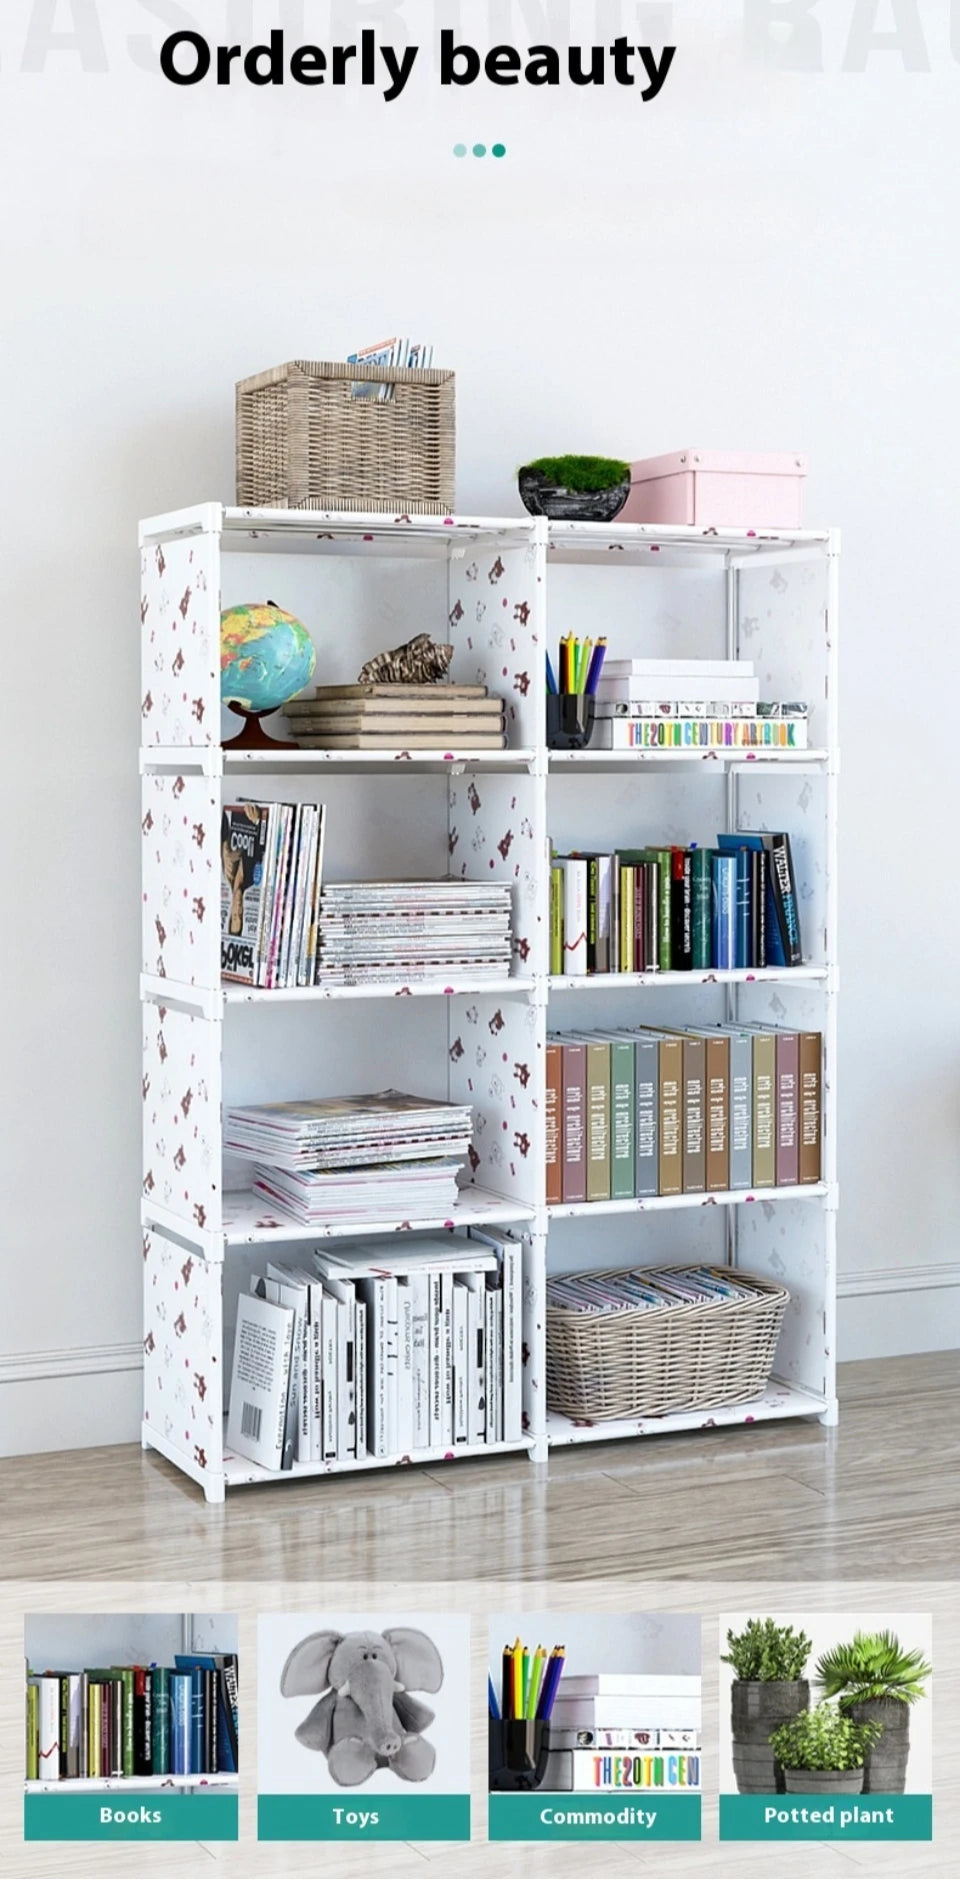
[446,536,545,749]
[141,773,221,986]
[142,1002,222,1234]
[143,1226,223,1476]
[141,529,220,747]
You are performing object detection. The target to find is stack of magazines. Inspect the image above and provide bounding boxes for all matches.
[546,1266,765,1315]
[224,1091,473,1225]
[316,880,514,985]
[220,801,326,988]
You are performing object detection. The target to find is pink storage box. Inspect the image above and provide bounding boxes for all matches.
[621,450,807,530]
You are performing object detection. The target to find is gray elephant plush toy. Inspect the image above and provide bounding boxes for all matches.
[281,1628,443,1787]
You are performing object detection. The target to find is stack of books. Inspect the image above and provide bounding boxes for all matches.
[544,1675,701,1794]
[284,684,507,750]
[26,1655,238,1781]
[316,880,514,985]
[220,801,326,987]
[546,1025,823,1204]
[226,1228,523,1471]
[595,658,807,750]
[551,831,803,974]
[224,1091,473,1226]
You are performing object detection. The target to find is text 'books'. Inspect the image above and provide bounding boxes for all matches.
[225,1228,524,1471]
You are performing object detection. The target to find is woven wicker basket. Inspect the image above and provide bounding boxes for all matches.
[236,360,455,514]
[546,1266,789,1421]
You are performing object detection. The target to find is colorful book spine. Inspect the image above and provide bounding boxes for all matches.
[607,1038,635,1201]
[561,1040,587,1204]
[26,1683,39,1780]
[170,1674,191,1775]
[561,859,588,976]
[585,1040,611,1202]
[633,1034,659,1198]
[774,1028,800,1185]
[691,848,712,969]
[545,1041,563,1206]
[769,832,803,964]
[711,853,737,969]
[679,1033,705,1195]
[704,1032,730,1193]
[752,1031,777,1187]
[734,848,751,969]
[799,1032,823,1184]
[152,1668,170,1775]
[657,1035,683,1197]
[550,865,564,975]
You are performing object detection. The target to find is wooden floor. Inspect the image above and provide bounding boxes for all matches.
[1,1354,957,1582]
[1,1356,958,1876]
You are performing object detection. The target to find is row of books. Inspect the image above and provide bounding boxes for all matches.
[25,1656,238,1781]
[220,801,326,987]
[314,880,513,985]
[594,657,807,750]
[551,832,803,975]
[224,1091,472,1225]
[596,711,808,750]
[285,683,507,751]
[226,1229,524,1472]
[546,1025,823,1204]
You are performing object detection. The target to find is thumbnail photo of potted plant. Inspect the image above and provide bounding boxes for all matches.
[517,456,632,522]
[816,1629,931,1794]
[722,1619,811,1794]
[768,1700,881,1797]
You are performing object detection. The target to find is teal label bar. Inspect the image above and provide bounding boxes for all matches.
[24,1791,238,1842]
[488,1792,701,1842]
[720,1793,933,1841]
[258,1792,470,1841]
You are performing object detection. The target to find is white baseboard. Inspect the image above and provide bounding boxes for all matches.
[1,1266,957,1457]
[0,1343,143,1456]
[838,1263,960,1361]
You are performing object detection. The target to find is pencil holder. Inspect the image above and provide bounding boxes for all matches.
[488,1719,550,1791]
[547,695,597,750]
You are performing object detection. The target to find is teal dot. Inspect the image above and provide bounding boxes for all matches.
[492,143,507,158]
[473,142,486,158]
[453,143,467,158]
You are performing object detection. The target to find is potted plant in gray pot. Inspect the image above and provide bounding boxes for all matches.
[768,1701,881,1797]
[518,456,632,522]
[723,1618,811,1793]
[816,1629,931,1794]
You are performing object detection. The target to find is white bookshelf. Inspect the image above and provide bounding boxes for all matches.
[140,505,838,1502]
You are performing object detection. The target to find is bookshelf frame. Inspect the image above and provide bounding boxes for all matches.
[140,505,839,1502]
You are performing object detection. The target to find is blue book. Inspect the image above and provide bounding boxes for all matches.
[711,854,737,968]
[169,1673,191,1774]
[174,1654,237,1774]
[717,835,786,967]
[734,849,751,968]
[189,1666,204,1774]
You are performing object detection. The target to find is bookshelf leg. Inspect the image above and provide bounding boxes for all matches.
[529,1433,549,1465]
[202,1474,227,1505]
[818,1398,840,1428]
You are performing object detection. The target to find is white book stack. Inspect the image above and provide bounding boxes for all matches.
[225,1230,526,1471]
[315,880,514,985]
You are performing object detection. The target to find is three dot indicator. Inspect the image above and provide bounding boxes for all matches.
[454,142,507,158]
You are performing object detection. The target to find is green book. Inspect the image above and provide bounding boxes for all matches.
[550,864,564,975]
[151,1668,170,1775]
[619,849,672,971]
[691,847,712,969]
[26,1680,39,1780]
[114,1667,135,1777]
[594,1034,635,1200]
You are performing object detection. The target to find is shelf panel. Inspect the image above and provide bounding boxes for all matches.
[549,967,829,993]
[549,1183,830,1220]
[546,520,831,563]
[25,1776,238,1794]
[221,1183,537,1246]
[223,1433,534,1487]
[549,749,829,774]
[140,748,536,776]
[221,976,536,1005]
[547,1380,829,1446]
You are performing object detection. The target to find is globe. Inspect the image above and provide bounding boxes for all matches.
[220,602,316,714]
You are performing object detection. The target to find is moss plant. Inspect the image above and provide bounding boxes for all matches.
[722,1619,811,1683]
[520,455,631,493]
[817,1631,932,1709]
[769,1702,881,1774]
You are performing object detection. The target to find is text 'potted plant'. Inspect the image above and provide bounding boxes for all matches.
[817,1630,931,1794]
[518,455,632,522]
[723,1618,811,1794]
[768,1700,881,1798]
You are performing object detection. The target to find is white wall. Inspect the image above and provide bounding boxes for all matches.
[489,1612,701,1684]
[2,0,959,1454]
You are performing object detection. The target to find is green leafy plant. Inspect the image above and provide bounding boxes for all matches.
[520,455,631,493]
[769,1701,881,1773]
[817,1631,931,1708]
[722,1619,811,1683]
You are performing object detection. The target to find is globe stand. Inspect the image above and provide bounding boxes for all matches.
[222,706,296,752]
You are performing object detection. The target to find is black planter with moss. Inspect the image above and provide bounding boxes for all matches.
[518,456,631,522]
